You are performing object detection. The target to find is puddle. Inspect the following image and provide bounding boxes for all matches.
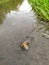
[0,0,49,65]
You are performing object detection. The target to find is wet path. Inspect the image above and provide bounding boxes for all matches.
[0,0,49,65]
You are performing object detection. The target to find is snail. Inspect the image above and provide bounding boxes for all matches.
[20,41,29,50]
[20,36,31,50]
[20,36,34,50]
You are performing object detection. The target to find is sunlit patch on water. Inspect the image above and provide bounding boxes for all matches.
[19,0,32,13]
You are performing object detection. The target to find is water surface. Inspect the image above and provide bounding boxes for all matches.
[0,0,49,65]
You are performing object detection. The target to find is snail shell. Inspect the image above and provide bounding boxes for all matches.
[20,41,29,50]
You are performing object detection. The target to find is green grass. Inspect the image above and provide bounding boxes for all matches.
[28,0,49,22]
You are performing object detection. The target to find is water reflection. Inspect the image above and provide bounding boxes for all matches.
[0,12,5,24]
[19,0,32,13]
[0,0,49,34]
[0,0,23,24]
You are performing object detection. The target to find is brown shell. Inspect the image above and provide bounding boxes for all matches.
[20,41,29,49]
